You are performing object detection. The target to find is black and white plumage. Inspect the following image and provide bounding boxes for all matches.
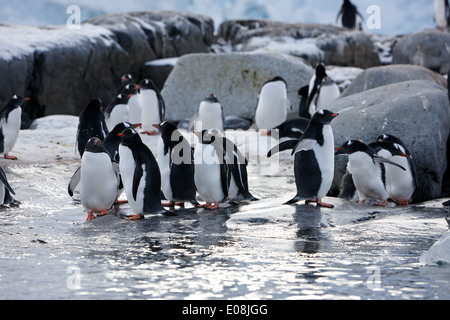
[68,137,120,221]
[76,98,109,157]
[434,0,450,30]
[189,94,224,133]
[337,0,364,30]
[298,85,310,119]
[103,122,141,163]
[0,95,28,160]
[269,117,310,139]
[139,79,166,135]
[156,121,198,207]
[268,110,339,207]
[118,127,166,219]
[305,64,328,118]
[335,140,406,206]
[254,76,291,133]
[104,94,131,132]
[0,166,16,206]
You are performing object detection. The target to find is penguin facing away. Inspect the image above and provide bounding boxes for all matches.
[269,110,339,208]
[155,121,198,207]
[69,137,120,221]
[189,94,224,133]
[193,129,228,209]
[254,76,291,134]
[139,79,166,135]
[337,0,364,30]
[118,127,166,219]
[0,95,29,160]
[314,77,341,110]
[104,94,132,132]
[76,98,109,157]
[335,140,406,206]
[306,64,328,118]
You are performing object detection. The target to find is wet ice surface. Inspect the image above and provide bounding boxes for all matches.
[0,123,449,300]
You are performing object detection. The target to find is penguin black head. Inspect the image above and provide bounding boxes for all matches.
[8,95,29,107]
[121,74,134,84]
[312,109,339,124]
[335,140,372,156]
[376,134,405,147]
[203,94,220,104]
[120,83,139,96]
[118,128,142,147]
[110,122,141,135]
[138,79,158,91]
[369,140,407,158]
[156,121,178,140]
[85,137,108,154]
[265,76,287,86]
[194,128,220,144]
[315,63,327,79]
[84,98,103,113]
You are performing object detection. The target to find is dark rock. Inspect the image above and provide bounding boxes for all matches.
[392,29,450,74]
[140,58,178,92]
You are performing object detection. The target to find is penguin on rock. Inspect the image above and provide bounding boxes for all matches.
[268,110,339,208]
[155,121,198,208]
[69,137,120,221]
[254,76,291,134]
[335,140,407,206]
[139,79,166,135]
[189,94,224,133]
[76,98,109,157]
[0,95,29,160]
[337,0,364,30]
[118,127,166,219]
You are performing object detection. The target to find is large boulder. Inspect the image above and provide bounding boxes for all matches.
[217,20,381,69]
[341,64,448,98]
[161,52,314,122]
[0,11,215,127]
[392,29,450,75]
[330,80,450,203]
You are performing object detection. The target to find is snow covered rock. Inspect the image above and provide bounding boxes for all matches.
[161,52,314,122]
[393,29,450,75]
[217,20,381,69]
[341,64,448,98]
[331,80,450,203]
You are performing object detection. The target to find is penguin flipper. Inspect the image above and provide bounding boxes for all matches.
[267,139,299,157]
[373,155,406,171]
[292,139,318,155]
[132,164,144,201]
[68,166,81,197]
[0,166,15,195]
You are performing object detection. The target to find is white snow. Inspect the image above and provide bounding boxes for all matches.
[420,230,450,266]
[144,57,179,67]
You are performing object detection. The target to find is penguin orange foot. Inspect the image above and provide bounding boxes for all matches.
[4,154,17,160]
[86,212,96,221]
[126,214,144,220]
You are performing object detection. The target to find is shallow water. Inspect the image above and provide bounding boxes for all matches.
[0,161,449,300]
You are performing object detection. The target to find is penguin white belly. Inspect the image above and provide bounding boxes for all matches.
[157,139,173,201]
[194,144,224,203]
[0,184,6,205]
[316,84,340,109]
[348,153,388,201]
[80,152,117,213]
[128,95,142,124]
[434,0,447,28]
[140,90,161,133]
[119,145,146,214]
[106,104,129,131]
[255,85,288,129]
[2,107,21,154]
[195,102,223,132]
[315,125,335,199]
[385,156,414,202]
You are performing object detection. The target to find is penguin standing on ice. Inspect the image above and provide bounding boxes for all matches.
[376,134,418,205]
[337,0,364,30]
[139,79,166,135]
[118,127,166,219]
[76,98,109,157]
[189,94,224,133]
[268,110,339,207]
[0,95,28,160]
[104,94,132,132]
[155,121,198,207]
[335,140,406,206]
[69,137,119,221]
[254,76,291,133]
[193,129,228,209]
[434,0,450,30]
[0,166,16,206]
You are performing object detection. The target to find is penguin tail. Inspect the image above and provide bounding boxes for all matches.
[284,195,305,205]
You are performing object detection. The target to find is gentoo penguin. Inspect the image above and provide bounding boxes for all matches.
[337,0,364,30]
[155,121,198,207]
[139,79,166,135]
[103,122,141,162]
[335,140,406,206]
[193,129,228,209]
[76,98,109,157]
[121,83,141,125]
[269,110,339,207]
[69,137,119,221]
[376,134,418,205]
[298,85,310,119]
[0,166,16,206]
[314,77,341,110]
[306,64,328,118]
[189,94,224,133]
[254,76,291,134]
[269,117,310,139]
[115,74,135,96]
[104,93,131,132]
[0,95,28,160]
[434,0,450,30]
[118,127,166,219]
